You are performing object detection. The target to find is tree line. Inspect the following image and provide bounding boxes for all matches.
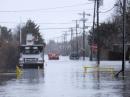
[88,0,130,60]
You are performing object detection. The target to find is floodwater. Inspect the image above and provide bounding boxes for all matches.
[0,56,130,97]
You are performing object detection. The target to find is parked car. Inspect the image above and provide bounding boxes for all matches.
[48,53,59,60]
[69,53,80,60]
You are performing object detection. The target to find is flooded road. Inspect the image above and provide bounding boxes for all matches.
[0,56,130,97]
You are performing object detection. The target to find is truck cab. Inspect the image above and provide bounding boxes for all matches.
[19,45,44,68]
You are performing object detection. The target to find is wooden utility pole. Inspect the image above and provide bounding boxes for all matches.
[121,0,126,76]
[115,0,126,77]
[63,32,68,56]
[79,12,87,60]
[73,20,79,54]
[79,11,90,60]
[90,0,96,61]
[70,28,74,53]
[83,12,86,60]
[97,0,100,65]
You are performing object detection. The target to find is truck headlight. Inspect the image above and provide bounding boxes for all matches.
[38,60,43,62]
[19,59,24,63]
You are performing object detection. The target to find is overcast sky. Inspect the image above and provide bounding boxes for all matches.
[0,0,116,42]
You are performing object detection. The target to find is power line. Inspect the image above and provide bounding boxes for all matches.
[0,22,18,24]
[0,2,93,13]
[0,9,94,15]
[0,21,93,24]
[40,28,70,30]
[0,21,72,24]
[37,22,72,24]
[99,6,115,13]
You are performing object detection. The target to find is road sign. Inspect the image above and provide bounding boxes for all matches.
[91,44,97,53]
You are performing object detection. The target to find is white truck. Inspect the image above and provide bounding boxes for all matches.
[19,33,45,68]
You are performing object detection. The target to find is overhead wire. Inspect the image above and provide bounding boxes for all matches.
[99,5,115,13]
[0,2,93,13]
[40,28,70,30]
[0,21,93,25]
[0,22,72,24]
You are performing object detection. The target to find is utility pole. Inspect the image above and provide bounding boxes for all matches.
[90,0,96,61]
[70,28,74,53]
[115,0,126,77]
[19,17,22,45]
[0,27,1,41]
[96,0,100,65]
[62,34,65,56]
[19,23,21,45]
[79,11,90,60]
[63,32,68,56]
[83,12,86,60]
[122,0,126,76]
[73,20,79,54]
[75,20,79,55]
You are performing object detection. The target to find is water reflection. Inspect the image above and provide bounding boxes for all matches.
[19,69,45,84]
[0,58,130,97]
[0,73,16,86]
[71,63,130,97]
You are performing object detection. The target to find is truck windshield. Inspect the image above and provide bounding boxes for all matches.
[23,49,40,54]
